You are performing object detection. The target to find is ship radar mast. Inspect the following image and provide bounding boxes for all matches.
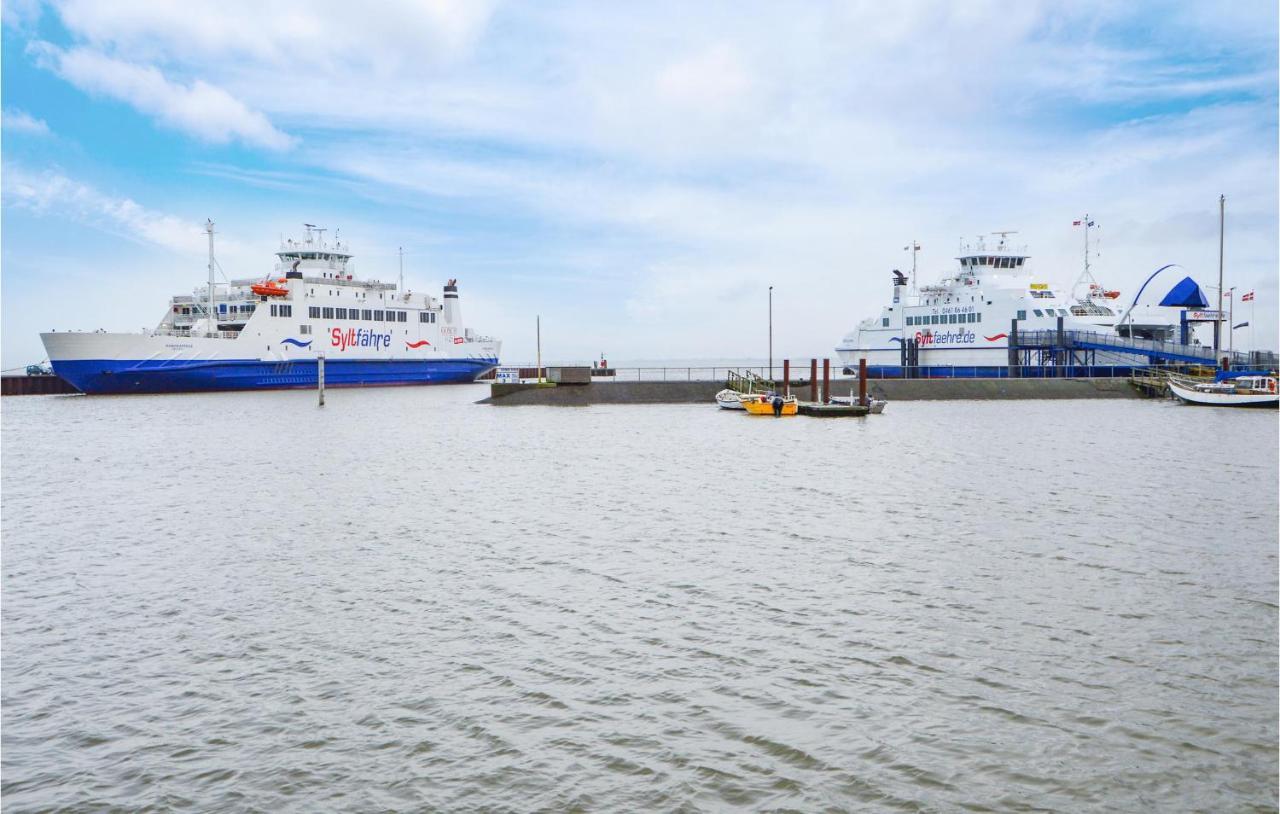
[205,219,216,337]
[990,230,1018,251]
[1071,215,1100,300]
[903,240,921,290]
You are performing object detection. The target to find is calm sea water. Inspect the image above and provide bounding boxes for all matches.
[2,387,1277,812]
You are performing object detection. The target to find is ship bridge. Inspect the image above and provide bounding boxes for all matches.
[276,224,354,278]
[956,232,1029,271]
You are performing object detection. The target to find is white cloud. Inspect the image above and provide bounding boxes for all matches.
[4,164,222,255]
[51,0,494,71]
[6,2,1277,360]
[2,108,51,135]
[28,42,295,150]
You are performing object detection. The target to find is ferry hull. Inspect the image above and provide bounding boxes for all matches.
[50,357,497,395]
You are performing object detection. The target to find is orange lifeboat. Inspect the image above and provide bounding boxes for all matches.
[251,279,290,297]
[1103,290,1121,299]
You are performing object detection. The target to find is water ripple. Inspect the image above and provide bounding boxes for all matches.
[2,391,1277,811]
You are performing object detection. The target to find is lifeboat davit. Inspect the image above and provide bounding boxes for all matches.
[251,278,290,297]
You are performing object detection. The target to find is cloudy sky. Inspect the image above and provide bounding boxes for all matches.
[3,0,1277,367]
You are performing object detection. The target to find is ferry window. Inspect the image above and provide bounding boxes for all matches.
[300,324,311,335]
[420,312,428,323]
[946,314,955,324]
[336,308,347,319]
[930,315,938,325]
[309,306,320,318]
[373,310,384,321]
[1016,310,1026,320]
[1032,309,1043,317]
[322,307,334,319]
[977,312,981,321]
[1017,259,1025,266]
[398,312,407,323]
[281,305,292,317]
[270,304,278,317]
[362,309,372,320]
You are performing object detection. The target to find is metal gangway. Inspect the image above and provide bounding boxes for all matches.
[1017,329,1265,368]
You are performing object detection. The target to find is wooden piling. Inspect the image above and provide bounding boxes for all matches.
[809,359,818,403]
[858,358,868,406]
[782,359,790,397]
[822,358,831,403]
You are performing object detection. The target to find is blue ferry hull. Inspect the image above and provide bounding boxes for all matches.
[52,357,498,395]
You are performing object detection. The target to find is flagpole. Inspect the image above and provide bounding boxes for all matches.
[1228,287,1234,357]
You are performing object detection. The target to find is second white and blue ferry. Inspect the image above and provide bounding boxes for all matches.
[835,229,1187,376]
[41,223,501,394]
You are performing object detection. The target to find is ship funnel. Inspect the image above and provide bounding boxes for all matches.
[443,278,460,326]
[891,269,907,304]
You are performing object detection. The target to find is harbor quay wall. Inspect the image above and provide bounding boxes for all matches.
[1,375,79,396]
[480,377,1138,405]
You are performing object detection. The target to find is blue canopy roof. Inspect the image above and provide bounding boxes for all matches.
[1159,276,1210,308]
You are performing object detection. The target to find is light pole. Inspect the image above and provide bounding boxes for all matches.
[1214,194,1224,357]
[768,286,773,381]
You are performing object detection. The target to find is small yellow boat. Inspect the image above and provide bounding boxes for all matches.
[741,393,797,416]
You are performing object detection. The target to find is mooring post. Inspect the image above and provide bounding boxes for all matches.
[859,358,868,406]
[822,358,831,404]
[809,359,818,403]
[1008,318,1019,378]
[782,359,790,397]
[318,353,326,407]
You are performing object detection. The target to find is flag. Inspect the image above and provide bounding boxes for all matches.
[1072,220,1081,225]
[453,336,465,344]
[1234,321,1249,329]
[1087,220,1095,226]
[1242,291,1255,302]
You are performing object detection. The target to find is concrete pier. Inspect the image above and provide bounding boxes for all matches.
[481,377,1139,405]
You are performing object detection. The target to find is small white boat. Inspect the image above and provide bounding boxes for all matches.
[715,388,747,410]
[831,395,888,414]
[1168,374,1277,408]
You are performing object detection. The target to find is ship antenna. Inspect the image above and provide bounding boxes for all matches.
[205,219,216,337]
[903,241,921,291]
[1072,215,1099,299]
[398,246,404,293]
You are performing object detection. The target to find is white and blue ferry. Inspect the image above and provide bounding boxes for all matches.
[834,229,1190,376]
[41,223,501,394]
